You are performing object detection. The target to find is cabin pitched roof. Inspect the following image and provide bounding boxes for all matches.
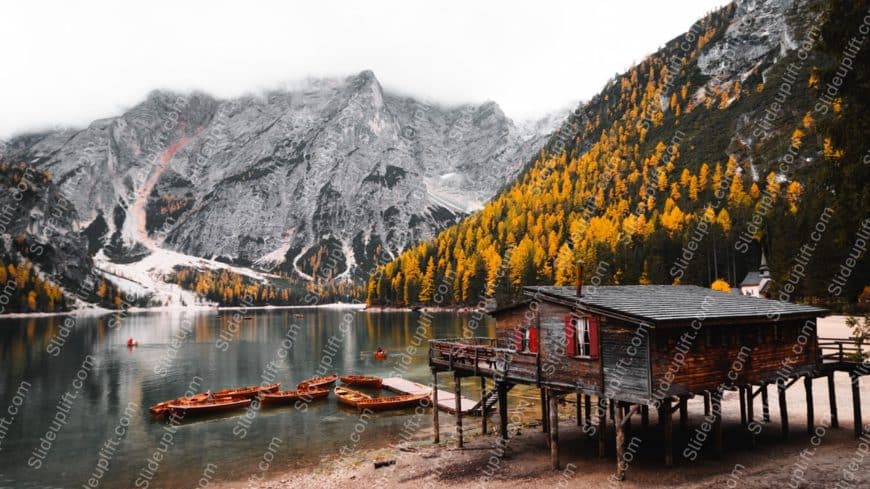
[523,284,826,325]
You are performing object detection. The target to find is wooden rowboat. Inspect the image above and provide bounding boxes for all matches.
[260,388,329,405]
[167,397,252,416]
[356,393,430,412]
[340,375,383,388]
[334,386,372,408]
[149,393,209,416]
[212,383,280,399]
[297,374,337,390]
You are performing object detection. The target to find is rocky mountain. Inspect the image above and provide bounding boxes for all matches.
[369,0,870,307]
[1,71,558,306]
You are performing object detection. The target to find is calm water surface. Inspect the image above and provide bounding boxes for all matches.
[0,309,496,488]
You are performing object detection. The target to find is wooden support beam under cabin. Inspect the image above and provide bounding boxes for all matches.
[778,381,789,440]
[851,373,863,439]
[641,404,649,429]
[615,401,626,481]
[624,403,632,439]
[541,388,549,434]
[498,382,509,442]
[746,385,756,448]
[598,397,607,458]
[805,375,814,436]
[827,372,839,429]
[761,383,771,422]
[660,399,673,467]
[480,377,487,435]
[549,390,560,470]
[739,386,747,427]
[679,397,688,431]
[712,391,723,458]
[584,394,592,430]
[704,391,711,416]
[575,392,582,427]
[454,373,463,448]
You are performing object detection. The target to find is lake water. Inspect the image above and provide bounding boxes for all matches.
[0,309,498,488]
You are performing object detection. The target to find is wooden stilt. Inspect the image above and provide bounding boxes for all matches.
[746,385,756,448]
[804,375,814,436]
[576,392,582,426]
[641,404,649,429]
[712,392,723,458]
[827,372,839,429]
[660,399,673,467]
[541,388,549,433]
[609,398,615,421]
[480,377,488,435]
[454,373,463,448]
[584,394,591,429]
[679,397,688,431]
[851,373,863,439]
[761,383,770,422]
[432,371,440,444]
[615,401,626,480]
[549,390,560,470]
[704,391,711,416]
[778,381,789,440]
[598,397,607,458]
[498,382,509,442]
[739,386,747,426]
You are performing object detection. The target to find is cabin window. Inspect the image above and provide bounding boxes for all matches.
[514,327,538,353]
[565,315,599,359]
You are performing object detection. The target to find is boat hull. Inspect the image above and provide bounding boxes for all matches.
[356,394,430,412]
[260,388,329,405]
[339,375,383,388]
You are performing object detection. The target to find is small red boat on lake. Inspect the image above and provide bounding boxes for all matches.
[167,397,252,416]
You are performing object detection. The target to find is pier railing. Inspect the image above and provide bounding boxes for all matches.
[818,337,868,364]
[429,337,543,385]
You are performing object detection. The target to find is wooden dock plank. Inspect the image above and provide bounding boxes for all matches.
[382,377,481,414]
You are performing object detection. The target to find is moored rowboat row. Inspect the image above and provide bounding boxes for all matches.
[150,375,428,418]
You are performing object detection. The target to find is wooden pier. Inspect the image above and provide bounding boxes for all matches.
[381,377,485,414]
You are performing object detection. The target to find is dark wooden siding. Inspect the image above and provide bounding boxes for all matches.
[601,319,651,403]
[649,318,818,396]
[537,302,602,393]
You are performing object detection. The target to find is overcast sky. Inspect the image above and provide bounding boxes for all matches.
[1,0,727,139]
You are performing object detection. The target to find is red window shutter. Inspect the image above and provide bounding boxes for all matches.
[565,315,576,356]
[529,327,539,353]
[588,316,600,359]
[514,328,523,351]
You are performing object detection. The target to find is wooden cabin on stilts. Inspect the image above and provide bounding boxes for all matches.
[428,263,868,479]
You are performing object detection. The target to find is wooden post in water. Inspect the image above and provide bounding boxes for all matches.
[712,392,723,458]
[498,382,509,442]
[761,383,771,422]
[598,397,607,458]
[778,381,789,440]
[804,375,814,436]
[739,386,747,426]
[704,391,711,416]
[615,401,626,480]
[851,373,863,438]
[827,372,839,428]
[432,371,440,444]
[641,404,649,429]
[549,390,560,470]
[679,397,688,431]
[660,399,673,467]
[454,373,463,448]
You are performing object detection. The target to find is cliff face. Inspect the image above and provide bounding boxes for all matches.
[2,71,557,285]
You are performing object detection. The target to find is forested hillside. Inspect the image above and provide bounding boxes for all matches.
[367,0,870,308]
